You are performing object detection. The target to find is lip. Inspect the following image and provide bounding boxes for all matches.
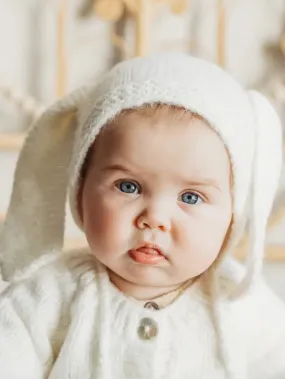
[128,242,167,265]
[137,242,166,255]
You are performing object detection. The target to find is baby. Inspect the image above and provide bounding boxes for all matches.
[0,53,285,379]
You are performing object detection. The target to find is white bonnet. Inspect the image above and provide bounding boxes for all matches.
[0,53,282,296]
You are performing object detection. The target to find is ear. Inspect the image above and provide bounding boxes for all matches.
[0,87,89,281]
[231,90,283,297]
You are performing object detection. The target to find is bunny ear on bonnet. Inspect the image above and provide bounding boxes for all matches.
[231,90,283,297]
[0,87,90,281]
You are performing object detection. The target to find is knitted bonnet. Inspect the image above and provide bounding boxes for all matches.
[0,53,282,296]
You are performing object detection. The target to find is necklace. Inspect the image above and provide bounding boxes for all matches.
[141,278,195,310]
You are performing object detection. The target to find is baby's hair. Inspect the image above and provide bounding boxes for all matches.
[118,103,208,123]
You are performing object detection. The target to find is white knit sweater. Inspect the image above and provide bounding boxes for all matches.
[0,250,285,379]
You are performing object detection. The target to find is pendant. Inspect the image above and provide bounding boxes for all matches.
[144,301,160,310]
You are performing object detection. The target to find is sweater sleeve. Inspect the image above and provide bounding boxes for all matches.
[246,280,285,379]
[0,253,79,379]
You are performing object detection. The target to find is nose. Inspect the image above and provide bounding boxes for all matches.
[136,203,171,232]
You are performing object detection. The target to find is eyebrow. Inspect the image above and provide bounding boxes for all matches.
[101,164,133,174]
[184,178,222,192]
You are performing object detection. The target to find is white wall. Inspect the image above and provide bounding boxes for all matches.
[0,0,284,103]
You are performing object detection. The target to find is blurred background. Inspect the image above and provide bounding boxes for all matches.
[0,0,285,299]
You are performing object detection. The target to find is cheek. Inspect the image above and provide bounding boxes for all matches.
[82,192,133,253]
[176,206,232,273]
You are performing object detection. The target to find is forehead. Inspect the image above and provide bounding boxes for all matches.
[90,106,230,180]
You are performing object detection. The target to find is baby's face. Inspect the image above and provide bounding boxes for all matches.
[81,109,232,290]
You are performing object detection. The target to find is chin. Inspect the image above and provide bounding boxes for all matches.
[125,267,174,287]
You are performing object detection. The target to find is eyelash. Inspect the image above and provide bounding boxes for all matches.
[178,192,203,205]
[115,180,141,195]
[114,180,204,204]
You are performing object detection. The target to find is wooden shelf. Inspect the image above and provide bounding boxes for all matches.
[235,243,285,262]
[63,236,87,251]
[0,133,25,150]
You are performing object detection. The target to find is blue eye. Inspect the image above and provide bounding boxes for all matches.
[181,192,202,205]
[117,181,139,194]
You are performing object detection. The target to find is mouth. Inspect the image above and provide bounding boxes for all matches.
[128,242,167,265]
